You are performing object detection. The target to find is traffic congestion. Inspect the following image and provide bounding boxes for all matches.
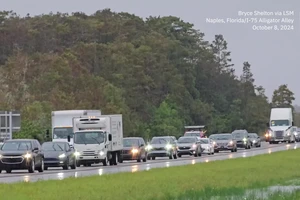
[0,107,298,174]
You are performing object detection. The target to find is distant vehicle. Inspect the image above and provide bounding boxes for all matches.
[267,108,295,144]
[120,137,147,162]
[0,139,44,173]
[199,138,214,155]
[264,130,271,142]
[208,134,218,149]
[52,110,101,147]
[176,136,202,157]
[184,125,206,138]
[42,142,76,170]
[146,136,178,160]
[210,134,237,153]
[248,133,261,147]
[232,130,251,149]
[290,127,299,142]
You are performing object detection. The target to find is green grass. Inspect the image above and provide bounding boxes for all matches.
[1,149,300,200]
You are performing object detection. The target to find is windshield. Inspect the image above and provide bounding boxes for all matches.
[209,135,217,140]
[185,132,200,137]
[53,127,73,139]
[199,139,209,144]
[232,132,246,139]
[1,141,32,151]
[271,120,289,126]
[42,143,65,151]
[249,134,257,138]
[74,131,105,144]
[151,138,171,144]
[177,137,196,143]
[123,139,139,147]
[214,135,232,140]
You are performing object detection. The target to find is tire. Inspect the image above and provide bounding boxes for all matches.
[0,170,2,173]
[178,154,182,158]
[70,159,76,169]
[137,154,141,162]
[102,157,108,166]
[76,161,81,167]
[37,159,44,172]
[152,157,155,160]
[147,156,151,160]
[44,166,48,170]
[194,149,198,157]
[142,153,147,162]
[114,153,118,165]
[173,151,178,159]
[169,154,173,159]
[28,160,35,173]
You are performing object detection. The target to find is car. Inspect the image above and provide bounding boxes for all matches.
[120,137,147,163]
[199,138,214,155]
[296,128,300,142]
[0,139,44,173]
[208,134,218,149]
[176,136,202,157]
[146,136,178,160]
[210,133,237,153]
[248,133,261,147]
[41,141,76,170]
[232,130,251,149]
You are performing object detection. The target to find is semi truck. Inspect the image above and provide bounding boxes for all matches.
[70,115,123,167]
[51,110,101,146]
[267,107,295,144]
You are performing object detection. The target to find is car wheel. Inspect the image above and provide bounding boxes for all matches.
[142,153,147,162]
[76,160,81,167]
[152,157,155,160]
[37,159,44,172]
[102,157,108,166]
[194,149,198,157]
[28,159,35,173]
[173,151,178,159]
[70,158,76,169]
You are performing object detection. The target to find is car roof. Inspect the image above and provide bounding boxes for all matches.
[43,141,68,144]
[248,133,258,135]
[123,137,143,140]
[5,139,35,142]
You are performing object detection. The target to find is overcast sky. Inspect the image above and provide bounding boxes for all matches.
[1,0,299,104]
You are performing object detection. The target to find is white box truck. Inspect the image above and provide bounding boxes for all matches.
[267,108,295,144]
[51,110,101,146]
[70,115,123,167]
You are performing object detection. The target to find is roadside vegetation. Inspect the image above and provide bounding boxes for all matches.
[1,149,300,200]
[0,10,296,141]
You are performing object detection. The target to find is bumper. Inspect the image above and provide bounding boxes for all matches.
[0,157,32,170]
[76,155,105,163]
[215,146,234,151]
[236,142,247,148]
[121,153,141,160]
[270,136,290,142]
[147,150,172,157]
[177,149,196,155]
[44,158,68,167]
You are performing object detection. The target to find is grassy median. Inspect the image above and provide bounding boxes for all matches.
[1,149,300,200]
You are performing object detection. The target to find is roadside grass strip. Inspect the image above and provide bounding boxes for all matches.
[1,149,300,200]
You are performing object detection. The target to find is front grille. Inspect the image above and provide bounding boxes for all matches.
[179,146,190,150]
[1,156,24,164]
[217,143,227,146]
[44,158,59,161]
[122,150,131,154]
[153,147,165,151]
[82,151,96,156]
[275,131,284,139]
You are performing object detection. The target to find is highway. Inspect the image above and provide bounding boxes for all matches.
[0,142,297,183]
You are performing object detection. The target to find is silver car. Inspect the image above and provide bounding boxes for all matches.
[146,136,178,160]
[177,136,201,157]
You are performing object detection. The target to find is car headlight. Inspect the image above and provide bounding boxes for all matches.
[24,153,32,159]
[192,144,197,149]
[0,155,2,158]
[229,141,233,145]
[253,140,256,143]
[145,145,152,151]
[165,144,172,150]
[59,153,66,158]
[74,151,80,157]
[243,138,247,142]
[99,151,104,156]
[131,148,139,154]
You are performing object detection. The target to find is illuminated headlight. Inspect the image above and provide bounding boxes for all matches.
[213,141,216,146]
[131,149,139,154]
[74,151,80,157]
[0,155,2,158]
[191,144,197,149]
[59,153,66,158]
[228,141,233,145]
[294,132,298,136]
[253,140,256,143]
[165,144,172,150]
[145,145,152,151]
[24,153,32,159]
[287,132,290,136]
[99,151,104,156]
[243,138,247,142]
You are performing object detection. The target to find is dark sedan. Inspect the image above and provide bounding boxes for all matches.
[248,133,261,147]
[42,142,76,170]
[0,139,44,173]
[120,137,147,163]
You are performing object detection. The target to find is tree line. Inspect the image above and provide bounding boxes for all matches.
[0,10,297,141]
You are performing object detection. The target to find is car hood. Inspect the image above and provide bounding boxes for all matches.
[43,151,65,158]
[215,140,230,144]
[177,143,193,147]
[0,150,31,156]
[270,126,290,132]
[200,144,210,147]
[123,146,138,150]
[150,144,168,148]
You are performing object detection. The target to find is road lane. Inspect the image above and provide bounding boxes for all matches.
[0,142,296,183]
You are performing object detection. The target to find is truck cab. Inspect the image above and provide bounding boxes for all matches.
[267,108,295,144]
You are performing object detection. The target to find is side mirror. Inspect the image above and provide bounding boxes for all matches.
[33,147,38,152]
[140,144,144,147]
[67,135,71,142]
[266,122,270,127]
[108,134,112,141]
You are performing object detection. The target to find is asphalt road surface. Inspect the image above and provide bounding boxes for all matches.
[0,142,297,183]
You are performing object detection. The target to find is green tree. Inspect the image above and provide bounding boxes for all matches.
[271,84,295,108]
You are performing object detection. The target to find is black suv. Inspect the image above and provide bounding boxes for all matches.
[232,130,251,149]
[120,137,147,162]
[0,139,44,173]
